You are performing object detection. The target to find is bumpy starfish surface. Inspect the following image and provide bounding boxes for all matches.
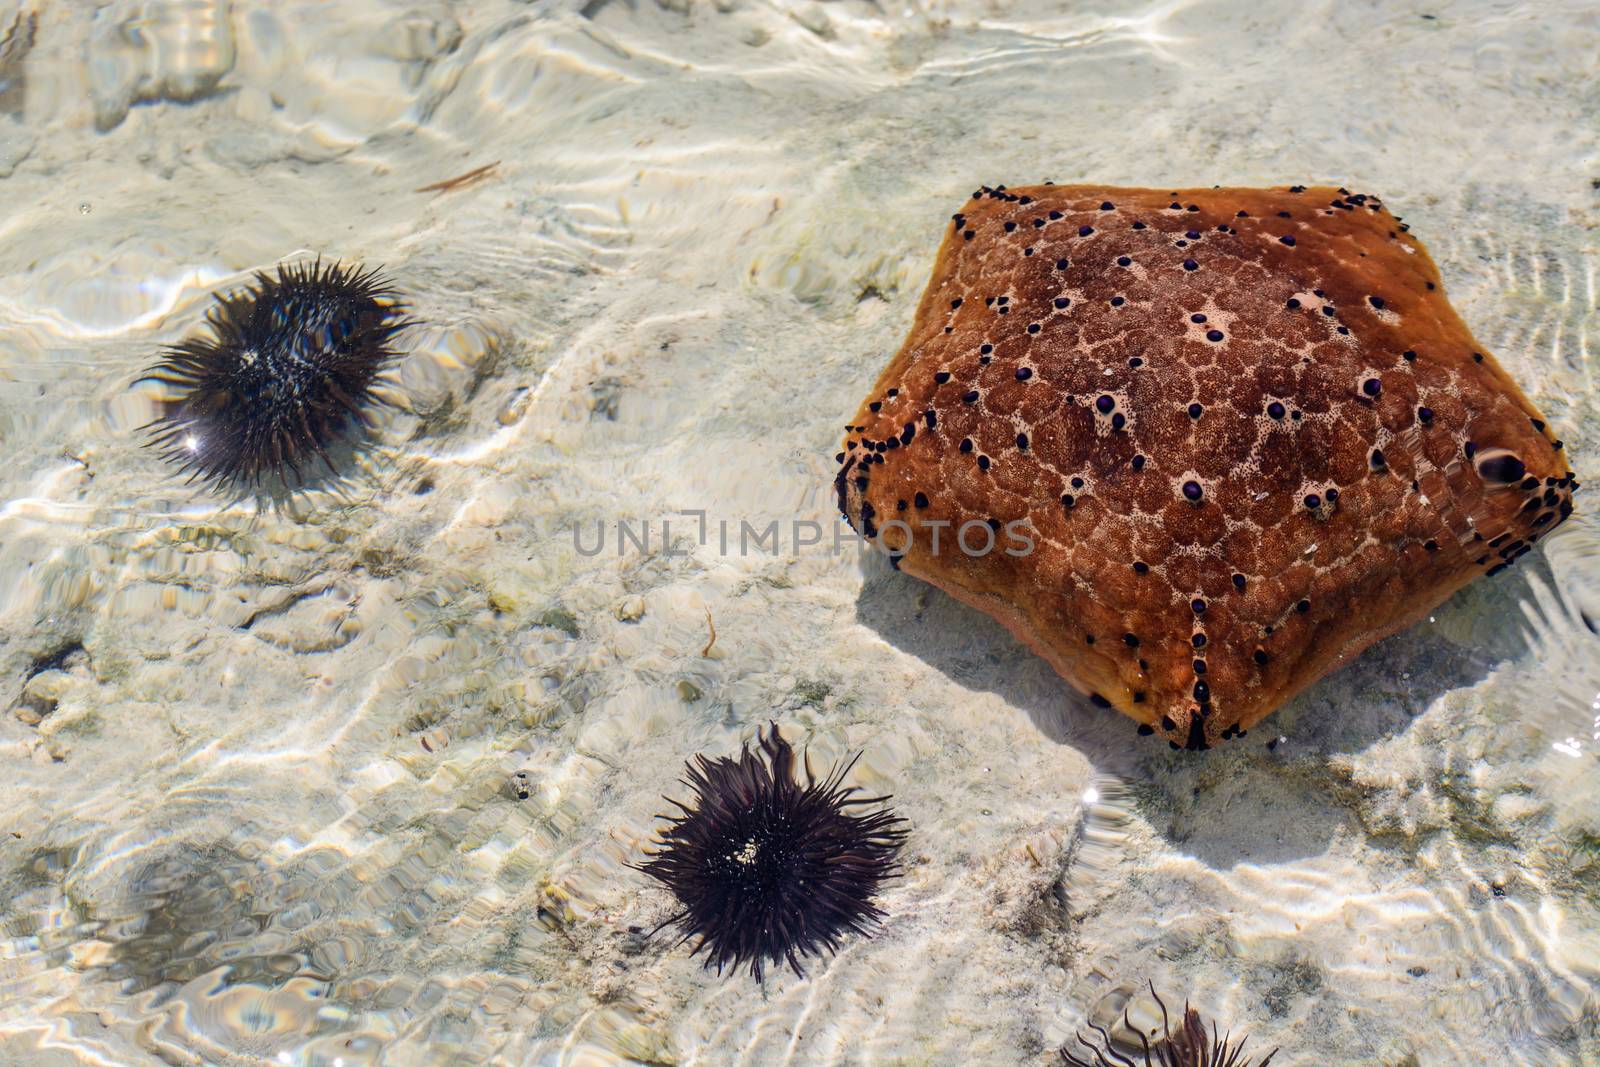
[837,184,1578,749]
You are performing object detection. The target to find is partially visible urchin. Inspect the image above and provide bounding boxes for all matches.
[141,259,413,491]
[1061,983,1277,1067]
[634,723,909,981]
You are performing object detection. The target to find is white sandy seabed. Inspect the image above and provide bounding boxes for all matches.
[0,0,1598,1064]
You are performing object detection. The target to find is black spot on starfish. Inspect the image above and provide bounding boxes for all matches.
[633,723,908,981]
[1059,983,1277,1067]
[140,259,413,491]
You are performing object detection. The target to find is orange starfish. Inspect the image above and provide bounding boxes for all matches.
[836,184,1578,749]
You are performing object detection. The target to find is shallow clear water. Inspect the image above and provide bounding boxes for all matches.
[0,0,1597,1064]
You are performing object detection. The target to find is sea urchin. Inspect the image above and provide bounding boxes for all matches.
[634,723,908,981]
[141,259,412,491]
[1060,983,1277,1067]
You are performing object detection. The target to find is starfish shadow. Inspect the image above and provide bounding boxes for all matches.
[851,550,1533,868]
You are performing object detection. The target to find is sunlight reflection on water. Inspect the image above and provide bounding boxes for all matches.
[1,0,1598,1064]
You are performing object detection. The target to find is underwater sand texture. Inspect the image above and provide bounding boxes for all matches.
[0,1,1598,1065]
[838,184,1576,750]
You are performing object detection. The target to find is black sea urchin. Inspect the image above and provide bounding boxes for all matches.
[142,259,412,491]
[1060,984,1277,1067]
[634,723,908,981]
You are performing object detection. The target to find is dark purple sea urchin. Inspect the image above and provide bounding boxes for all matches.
[1061,984,1277,1067]
[634,724,908,981]
[142,259,413,491]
